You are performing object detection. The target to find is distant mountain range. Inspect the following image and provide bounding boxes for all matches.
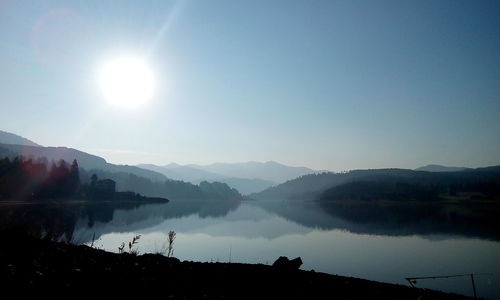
[138,163,226,182]
[139,162,275,195]
[138,161,318,194]
[0,130,316,195]
[3,129,496,201]
[188,161,316,183]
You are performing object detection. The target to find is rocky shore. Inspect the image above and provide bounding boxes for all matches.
[0,232,474,299]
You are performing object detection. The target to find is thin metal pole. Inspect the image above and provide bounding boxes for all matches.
[407,273,480,298]
[406,278,416,288]
[470,274,477,298]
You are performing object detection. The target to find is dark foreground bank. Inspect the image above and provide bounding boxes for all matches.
[0,233,474,299]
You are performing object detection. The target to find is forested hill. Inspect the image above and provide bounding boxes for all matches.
[80,168,246,202]
[250,167,500,201]
[0,156,246,203]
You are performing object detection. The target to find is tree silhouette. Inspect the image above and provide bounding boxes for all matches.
[0,156,81,200]
[69,159,80,192]
[90,174,98,187]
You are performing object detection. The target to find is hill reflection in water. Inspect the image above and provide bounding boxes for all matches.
[1,198,499,242]
[1,200,499,298]
[260,200,500,241]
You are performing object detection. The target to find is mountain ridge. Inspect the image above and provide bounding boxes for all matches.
[138,163,276,195]
[0,143,166,182]
[186,161,316,183]
[415,164,470,172]
[0,130,41,147]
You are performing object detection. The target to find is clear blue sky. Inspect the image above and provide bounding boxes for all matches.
[1,0,499,171]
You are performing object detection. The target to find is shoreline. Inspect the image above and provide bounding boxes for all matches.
[0,198,168,206]
[0,232,475,299]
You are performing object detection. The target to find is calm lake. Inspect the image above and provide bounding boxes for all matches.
[2,200,499,299]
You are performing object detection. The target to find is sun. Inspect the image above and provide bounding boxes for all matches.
[98,57,155,109]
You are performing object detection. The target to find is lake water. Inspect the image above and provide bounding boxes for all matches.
[2,200,499,298]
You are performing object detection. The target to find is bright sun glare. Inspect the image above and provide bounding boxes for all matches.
[98,57,155,109]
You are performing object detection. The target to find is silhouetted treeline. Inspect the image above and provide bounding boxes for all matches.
[0,156,80,200]
[199,181,243,201]
[319,175,500,202]
[447,181,499,197]
[79,168,245,202]
[319,181,440,202]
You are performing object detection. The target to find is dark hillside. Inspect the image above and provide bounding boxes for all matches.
[252,167,500,201]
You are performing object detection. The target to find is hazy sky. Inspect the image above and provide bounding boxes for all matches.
[1,0,499,171]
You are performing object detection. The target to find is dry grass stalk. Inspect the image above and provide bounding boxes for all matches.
[167,231,176,258]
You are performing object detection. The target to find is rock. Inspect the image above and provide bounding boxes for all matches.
[272,256,302,270]
[272,256,288,268]
[289,257,303,269]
